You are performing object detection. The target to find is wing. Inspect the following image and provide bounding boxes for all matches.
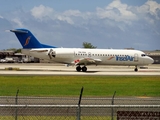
[72,57,102,65]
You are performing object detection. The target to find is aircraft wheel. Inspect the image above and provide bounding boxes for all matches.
[134,67,138,72]
[76,66,81,72]
[82,66,87,72]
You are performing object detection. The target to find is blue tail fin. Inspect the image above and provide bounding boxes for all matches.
[10,29,56,48]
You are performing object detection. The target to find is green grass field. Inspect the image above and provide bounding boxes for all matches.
[0,76,159,97]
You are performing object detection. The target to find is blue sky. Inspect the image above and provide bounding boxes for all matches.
[0,0,160,50]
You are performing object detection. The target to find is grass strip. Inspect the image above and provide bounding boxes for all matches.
[0,76,159,97]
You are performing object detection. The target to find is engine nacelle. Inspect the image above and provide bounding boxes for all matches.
[48,49,74,59]
[48,49,56,59]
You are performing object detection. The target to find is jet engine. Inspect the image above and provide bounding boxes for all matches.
[48,49,56,59]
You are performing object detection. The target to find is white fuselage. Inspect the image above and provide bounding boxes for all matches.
[22,48,154,66]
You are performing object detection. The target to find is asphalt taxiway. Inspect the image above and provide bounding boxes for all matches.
[0,63,159,75]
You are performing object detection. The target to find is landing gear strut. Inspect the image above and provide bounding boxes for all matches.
[76,66,87,72]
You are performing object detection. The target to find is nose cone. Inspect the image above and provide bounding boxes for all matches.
[148,57,154,64]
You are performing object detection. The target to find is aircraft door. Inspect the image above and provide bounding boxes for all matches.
[88,52,91,57]
[134,53,138,62]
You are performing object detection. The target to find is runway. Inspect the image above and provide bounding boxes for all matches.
[0,63,160,75]
[0,63,159,117]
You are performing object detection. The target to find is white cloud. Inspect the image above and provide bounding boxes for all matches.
[30,5,82,24]
[96,0,137,22]
[0,15,3,19]
[133,0,160,25]
[30,5,54,20]
[146,0,160,15]
[11,18,24,27]
[63,10,81,17]
[58,10,92,24]
[137,0,160,19]
[57,15,74,24]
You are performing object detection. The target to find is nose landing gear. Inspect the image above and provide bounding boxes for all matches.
[134,66,138,72]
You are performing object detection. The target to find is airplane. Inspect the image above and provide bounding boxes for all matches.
[10,28,154,72]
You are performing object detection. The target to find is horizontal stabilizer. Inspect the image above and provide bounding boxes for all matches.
[10,29,28,34]
[30,49,48,52]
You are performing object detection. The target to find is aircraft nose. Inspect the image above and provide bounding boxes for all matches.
[148,57,154,64]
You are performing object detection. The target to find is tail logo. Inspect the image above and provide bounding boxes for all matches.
[24,36,31,46]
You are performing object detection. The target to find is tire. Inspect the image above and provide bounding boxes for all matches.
[76,66,81,72]
[82,66,87,72]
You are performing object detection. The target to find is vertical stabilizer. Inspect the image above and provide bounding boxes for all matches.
[10,29,55,48]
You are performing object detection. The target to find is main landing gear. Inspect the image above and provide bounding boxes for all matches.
[76,66,87,72]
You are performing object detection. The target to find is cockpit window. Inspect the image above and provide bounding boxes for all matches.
[141,54,146,57]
